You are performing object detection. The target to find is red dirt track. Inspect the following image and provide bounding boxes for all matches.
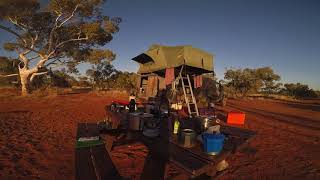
[0,94,319,179]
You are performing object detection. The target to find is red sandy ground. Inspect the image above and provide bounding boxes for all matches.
[0,93,319,179]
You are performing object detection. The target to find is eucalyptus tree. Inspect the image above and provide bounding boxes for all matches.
[0,0,121,95]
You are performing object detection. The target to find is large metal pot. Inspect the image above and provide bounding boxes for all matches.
[142,113,159,137]
[199,117,216,132]
[129,113,144,130]
[142,113,154,127]
[179,129,196,148]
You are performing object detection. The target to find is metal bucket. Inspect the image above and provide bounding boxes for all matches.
[144,115,159,130]
[129,113,144,130]
[142,113,153,124]
[142,113,159,137]
[179,129,196,148]
[200,117,215,132]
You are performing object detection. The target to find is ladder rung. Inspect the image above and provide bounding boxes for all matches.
[181,74,198,116]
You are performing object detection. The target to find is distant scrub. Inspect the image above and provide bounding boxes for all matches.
[86,63,138,92]
[223,67,318,99]
[2,60,318,99]
[280,83,318,98]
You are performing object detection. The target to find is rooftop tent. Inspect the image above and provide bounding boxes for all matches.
[132,45,214,76]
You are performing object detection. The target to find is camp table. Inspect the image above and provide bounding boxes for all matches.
[75,112,256,179]
[75,123,121,180]
[168,125,256,177]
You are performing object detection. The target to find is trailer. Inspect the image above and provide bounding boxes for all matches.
[132,45,225,116]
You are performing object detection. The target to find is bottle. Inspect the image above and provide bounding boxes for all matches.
[173,119,180,134]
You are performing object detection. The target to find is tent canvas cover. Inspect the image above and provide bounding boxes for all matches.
[132,45,214,75]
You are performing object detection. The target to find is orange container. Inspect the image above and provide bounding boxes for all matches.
[227,111,245,125]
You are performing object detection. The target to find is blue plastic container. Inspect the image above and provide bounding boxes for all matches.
[202,133,225,155]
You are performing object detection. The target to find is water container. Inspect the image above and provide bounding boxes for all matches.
[202,133,225,155]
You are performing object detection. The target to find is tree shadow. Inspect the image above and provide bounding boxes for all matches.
[228,104,320,131]
[282,102,320,112]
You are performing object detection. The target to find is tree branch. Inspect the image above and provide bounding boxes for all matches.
[47,3,79,53]
[0,24,27,44]
[0,74,19,78]
[30,72,48,82]
[53,0,64,14]
[30,34,38,49]
[47,35,88,60]
[8,17,28,32]
[47,56,66,65]
[22,34,38,56]
[57,4,79,28]
[28,54,41,61]
[55,36,88,50]
[9,42,42,54]
[48,14,62,53]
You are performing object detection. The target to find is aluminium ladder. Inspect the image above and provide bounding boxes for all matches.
[179,74,199,116]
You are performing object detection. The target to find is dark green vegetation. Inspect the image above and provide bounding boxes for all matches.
[0,60,138,93]
[223,67,319,98]
[86,63,138,91]
[1,53,318,99]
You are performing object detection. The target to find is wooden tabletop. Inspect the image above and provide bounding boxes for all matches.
[75,111,256,179]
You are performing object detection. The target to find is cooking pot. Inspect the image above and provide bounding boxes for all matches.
[199,117,216,132]
[179,129,196,148]
[129,113,144,130]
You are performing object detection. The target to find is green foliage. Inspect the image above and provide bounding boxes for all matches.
[86,49,116,64]
[77,76,91,87]
[0,57,19,74]
[30,69,77,90]
[0,57,19,86]
[224,67,281,97]
[86,62,119,89]
[29,73,49,90]
[109,72,138,91]
[3,43,18,51]
[0,0,39,19]
[224,68,258,97]
[255,67,281,93]
[0,0,121,84]
[48,70,72,88]
[86,63,138,91]
[281,83,318,98]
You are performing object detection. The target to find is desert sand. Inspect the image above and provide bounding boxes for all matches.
[0,93,319,179]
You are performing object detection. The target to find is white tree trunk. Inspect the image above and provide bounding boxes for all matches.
[19,69,31,96]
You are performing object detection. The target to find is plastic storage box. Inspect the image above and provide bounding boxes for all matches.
[227,111,245,125]
[202,133,225,155]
